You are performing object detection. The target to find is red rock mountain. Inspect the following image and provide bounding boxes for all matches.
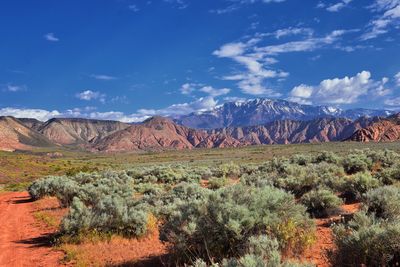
[348,114,400,142]
[92,116,375,152]
[0,116,54,152]
[35,118,130,146]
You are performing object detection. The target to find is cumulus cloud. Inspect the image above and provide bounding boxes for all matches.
[361,0,400,40]
[75,90,106,103]
[288,71,389,105]
[0,108,61,121]
[44,33,59,42]
[0,95,221,123]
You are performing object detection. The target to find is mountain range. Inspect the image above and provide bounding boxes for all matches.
[174,98,394,129]
[0,98,399,152]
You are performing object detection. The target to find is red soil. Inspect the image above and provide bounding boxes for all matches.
[0,191,65,267]
[303,203,361,266]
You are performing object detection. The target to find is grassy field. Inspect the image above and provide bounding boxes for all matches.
[2,141,400,189]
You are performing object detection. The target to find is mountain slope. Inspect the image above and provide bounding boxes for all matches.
[93,116,376,152]
[175,98,393,129]
[348,114,400,142]
[0,116,54,151]
[92,116,209,152]
[37,118,130,146]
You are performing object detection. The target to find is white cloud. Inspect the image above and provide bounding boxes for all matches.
[255,29,357,55]
[137,96,218,117]
[272,27,314,39]
[90,74,117,81]
[2,84,26,92]
[75,90,106,103]
[210,0,286,14]
[395,72,400,86]
[180,83,197,95]
[0,108,61,121]
[288,71,389,105]
[326,0,352,12]
[44,33,59,42]
[361,0,400,40]
[199,86,230,97]
[213,30,354,96]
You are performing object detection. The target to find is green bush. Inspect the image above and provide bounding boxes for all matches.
[375,165,400,185]
[341,172,380,201]
[160,184,315,265]
[332,212,400,266]
[342,153,372,174]
[208,177,229,189]
[363,186,400,220]
[301,189,343,218]
[61,195,149,238]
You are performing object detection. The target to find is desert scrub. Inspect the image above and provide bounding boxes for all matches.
[160,184,315,265]
[301,189,343,218]
[61,195,149,238]
[207,177,229,189]
[363,185,400,220]
[342,153,373,174]
[332,211,400,266]
[190,235,313,266]
[341,172,380,201]
[374,164,400,185]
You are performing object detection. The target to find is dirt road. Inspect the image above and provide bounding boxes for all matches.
[0,192,63,267]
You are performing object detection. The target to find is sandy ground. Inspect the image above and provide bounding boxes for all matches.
[0,191,64,267]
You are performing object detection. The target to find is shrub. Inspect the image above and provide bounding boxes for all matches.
[374,165,400,185]
[301,189,343,218]
[341,172,380,201]
[342,153,372,174]
[208,177,229,189]
[160,184,315,265]
[61,195,149,238]
[332,212,400,266]
[313,151,341,165]
[363,186,400,220]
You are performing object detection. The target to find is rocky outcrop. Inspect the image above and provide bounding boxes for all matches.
[348,114,400,142]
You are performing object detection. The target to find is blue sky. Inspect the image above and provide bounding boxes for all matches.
[0,0,399,122]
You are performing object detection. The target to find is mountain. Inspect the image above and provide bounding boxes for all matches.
[36,118,130,146]
[92,116,209,152]
[0,116,54,152]
[348,113,400,142]
[18,118,44,131]
[174,98,393,129]
[93,116,376,152]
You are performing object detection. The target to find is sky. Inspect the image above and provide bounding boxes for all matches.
[0,0,399,122]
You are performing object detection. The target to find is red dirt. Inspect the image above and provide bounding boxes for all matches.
[303,203,361,266]
[0,191,65,267]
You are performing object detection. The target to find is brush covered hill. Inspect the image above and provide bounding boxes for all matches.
[0,116,54,151]
[348,113,400,142]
